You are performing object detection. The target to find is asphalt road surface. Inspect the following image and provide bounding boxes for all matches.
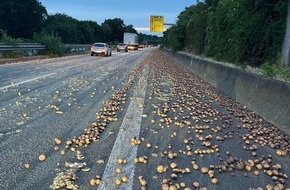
[0,49,289,190]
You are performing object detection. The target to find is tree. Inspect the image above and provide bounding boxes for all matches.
[89,21,104,43]
[164,0,287,67]
[124,25,138,34]
[102,18,125,43]
[77,21,95,44]
[184,3,207,55]
[33,32,64,56]
[101,23,113,43]
[163,6,197,52]
[0,0,47,39]
[139,33,162,45]
[205,0,287,66]
[43,13,79,43]
[204,0,220,10]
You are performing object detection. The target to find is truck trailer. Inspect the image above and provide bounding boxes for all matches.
[123,33,138,50]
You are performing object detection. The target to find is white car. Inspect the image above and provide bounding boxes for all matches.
[90,43,112,56]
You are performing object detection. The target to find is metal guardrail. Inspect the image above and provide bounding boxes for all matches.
[0,43,91,52]
[63,44,91,52]
[0,43,45,51]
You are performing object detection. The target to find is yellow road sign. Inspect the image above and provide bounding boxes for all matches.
[150,16,164,32]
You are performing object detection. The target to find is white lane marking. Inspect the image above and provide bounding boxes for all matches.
[117,53,130,57]
[98,67,148,190]
[0,73,56,90]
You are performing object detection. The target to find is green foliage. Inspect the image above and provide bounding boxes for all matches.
[102,18,126,43]
[101,22,113,43]
[262,63,276,77]
[163,25,184,52]
[163,4,208,53]
[76,20,104,44]
[43,13,79,44]
[211,0,288,66]
[279,67,290,80]
[0,31,23,46]
[163,0,288,71]
[2,51,24,58]
[0,0,47,39]
[262,63,290,80]
[124,25,138,34]
[205,0,219,10]
[33,32,64,56]
[77,21,95,44]
[0,31,24,58]
[41,15,138,44]
[205,0,247,62]
[139,33,162,45]
[185,3,207,55]
[0,0,158,48]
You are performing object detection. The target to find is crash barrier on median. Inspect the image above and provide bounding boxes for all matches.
[164,50,290,136]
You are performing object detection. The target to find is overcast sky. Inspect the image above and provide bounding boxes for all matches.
[38,0,196,36]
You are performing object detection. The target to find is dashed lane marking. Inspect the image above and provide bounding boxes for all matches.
[0,73,56,91]
[98,66,148,190]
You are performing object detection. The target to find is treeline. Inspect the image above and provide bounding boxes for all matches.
[0,0,161,47]
[38,14,139,44]
[163,0,288,68]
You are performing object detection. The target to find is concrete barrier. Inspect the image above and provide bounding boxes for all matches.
[164,50,290,136]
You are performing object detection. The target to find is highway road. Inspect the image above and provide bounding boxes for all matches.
[0,49,289,190]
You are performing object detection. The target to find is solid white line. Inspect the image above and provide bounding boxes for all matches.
[0,73,56,90]
[98,67,148,190]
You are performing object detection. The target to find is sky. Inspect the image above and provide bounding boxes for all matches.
[38,0,196,36]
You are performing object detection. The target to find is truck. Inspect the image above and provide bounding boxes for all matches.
[123,33,138,50]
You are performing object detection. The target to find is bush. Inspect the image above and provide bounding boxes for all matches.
[262,63,276,77]
[277,65,290,81]
[165,26,184,52]
[33,32,65,56]
[259,62,290,81]
[0,31,24,58]
[1,31,23,46]
[2,51,24,58]
[164,0,287,69]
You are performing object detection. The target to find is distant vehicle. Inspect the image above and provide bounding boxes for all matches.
[138,44,145,49]
[123,33,138,50]
[117,43,128,52]
[90,42,112,56]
